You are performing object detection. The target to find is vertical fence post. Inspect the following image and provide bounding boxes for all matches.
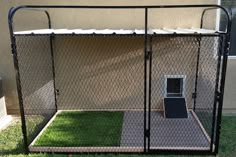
[49,34,58,112]
[214,11,232,153]
[210,35,223,152]
[193,35,201,111]
[148,35,152,151]
[8,7,29,153]
[47,11,58,112]
[144,7,148,153]
[12,45,29,154]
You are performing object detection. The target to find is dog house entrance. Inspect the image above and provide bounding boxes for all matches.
[165,75,185,97]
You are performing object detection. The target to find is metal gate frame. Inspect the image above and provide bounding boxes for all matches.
[8,5,231,155]
[146,33,226,155]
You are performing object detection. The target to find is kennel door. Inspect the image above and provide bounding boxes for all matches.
[148,35,214,152]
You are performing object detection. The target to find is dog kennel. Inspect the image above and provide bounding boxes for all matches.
[8,5,231,155]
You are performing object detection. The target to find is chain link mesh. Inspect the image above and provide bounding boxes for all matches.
[16,35,56,144]
[15,34,223,153]
[54,36,144,110]
[15,35,145,152]
[150,35,222,150]
[195,36,224,149]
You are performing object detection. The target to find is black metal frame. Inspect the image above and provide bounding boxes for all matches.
[8,4,232,155]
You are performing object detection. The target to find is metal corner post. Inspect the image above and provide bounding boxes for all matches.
[214,9,232,154]
[8,7,29,154]
[210,35,224,152]
[8,7,54,154]
[200,6,232,154]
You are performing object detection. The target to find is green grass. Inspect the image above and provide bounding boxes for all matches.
[0,116,45,156]
[34,111,124,147]
[0,119,24,155]
[218,116,236,157]
[1,114,236,157]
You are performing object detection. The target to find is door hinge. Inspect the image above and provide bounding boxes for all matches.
[145,51,152,60]
[216,91,221,102]
[11,43,17,55]
[145,129,150,137]
[226,41,230,53]
[56,89,60,96]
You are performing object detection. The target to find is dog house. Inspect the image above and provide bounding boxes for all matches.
[8,5,231,155]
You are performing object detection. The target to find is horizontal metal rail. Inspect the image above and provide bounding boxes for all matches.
[9,5,231,35]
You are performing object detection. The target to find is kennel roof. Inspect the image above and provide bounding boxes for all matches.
[14,28,222,35]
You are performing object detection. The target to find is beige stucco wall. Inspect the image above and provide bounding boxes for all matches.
[54,36,144,110]
[223,59,236,113]
[14,34,219,112]
[1,0,235,115]
[151,36,198,110]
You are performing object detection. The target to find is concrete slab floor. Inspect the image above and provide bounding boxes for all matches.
[120,111,210,149]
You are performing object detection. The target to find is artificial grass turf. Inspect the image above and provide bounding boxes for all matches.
[33,111,124,147]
